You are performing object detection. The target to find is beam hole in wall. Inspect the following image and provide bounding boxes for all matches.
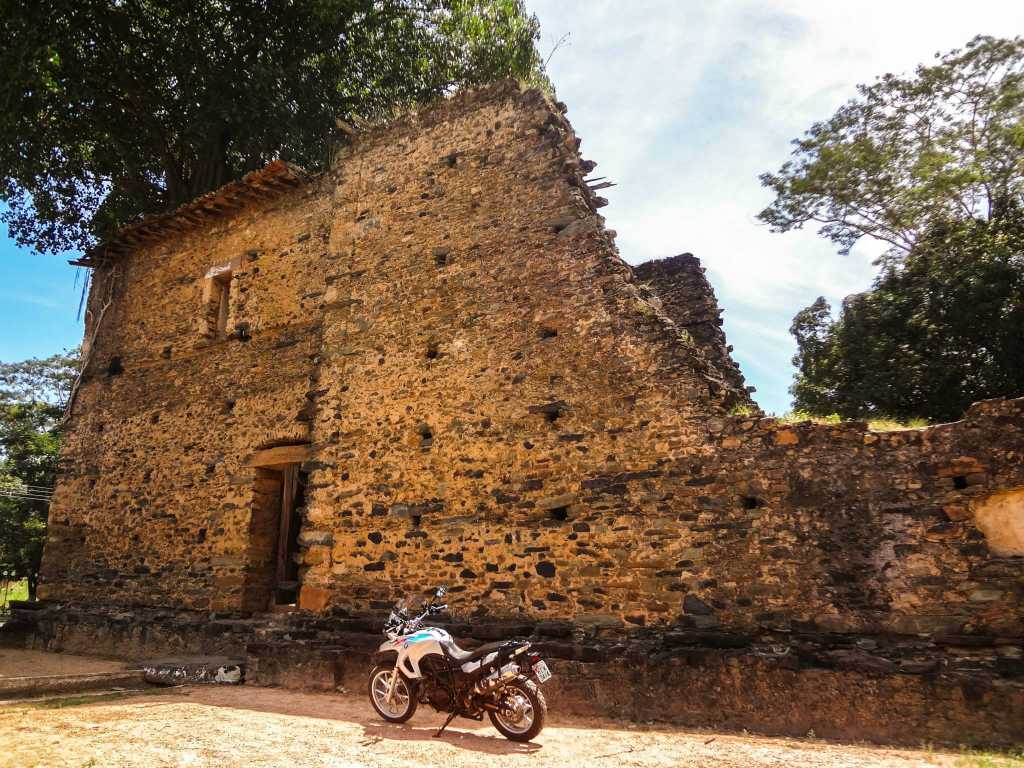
[538,327,558,340]
[107,356,124,376]
[418,424,434,449]
[548,506,569,522]
[741,496,761,510]
[953,475,968,490]
[208,269,233,338]
[426,341,440,360]
[411,514,422,529]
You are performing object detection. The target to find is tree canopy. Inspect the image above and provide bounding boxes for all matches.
[1,0,547,255]
[759,35,1024,260]
[790,215,1024,422]
[0,348,79,599]
[763,36,1024,422]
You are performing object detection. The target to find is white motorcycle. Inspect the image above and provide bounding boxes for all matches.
[367,586,552,742]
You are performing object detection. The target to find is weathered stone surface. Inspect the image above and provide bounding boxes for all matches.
[971,488,1024,556]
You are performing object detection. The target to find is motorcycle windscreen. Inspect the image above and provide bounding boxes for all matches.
[393,592,430,613]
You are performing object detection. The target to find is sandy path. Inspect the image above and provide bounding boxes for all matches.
[0,686,976,768]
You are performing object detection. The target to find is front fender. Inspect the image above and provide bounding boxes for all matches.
[371,649,399,667]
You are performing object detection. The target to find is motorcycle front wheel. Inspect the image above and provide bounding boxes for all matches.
[368,663,418,723]
[488,677,547,742]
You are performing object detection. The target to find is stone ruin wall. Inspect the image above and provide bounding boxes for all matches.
[24,81,1024,744]
[633,253,750,402]
[41,172,335,611]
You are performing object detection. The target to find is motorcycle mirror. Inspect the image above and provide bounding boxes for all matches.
[435,585,447,598]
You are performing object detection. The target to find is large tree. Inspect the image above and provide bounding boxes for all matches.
[760,35,1024,259]
[0,349,80,599]
[789,216,1024,422]
[0,0,546,255]
[761,36,1024,421]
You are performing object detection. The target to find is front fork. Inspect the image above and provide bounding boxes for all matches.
[386,666,401,704]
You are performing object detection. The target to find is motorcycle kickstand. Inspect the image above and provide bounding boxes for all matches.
[433,711,458,738]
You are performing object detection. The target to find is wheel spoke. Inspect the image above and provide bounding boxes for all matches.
[495,689,534,734]
[372,670,410,717]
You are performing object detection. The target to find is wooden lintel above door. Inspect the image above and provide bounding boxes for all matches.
[245,443,313,468]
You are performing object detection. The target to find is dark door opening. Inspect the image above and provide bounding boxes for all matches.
[274,465,306,606]
[244,462,308,611]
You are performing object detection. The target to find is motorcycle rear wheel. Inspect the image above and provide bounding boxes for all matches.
[488,677,546,742]
[368,663,418,723]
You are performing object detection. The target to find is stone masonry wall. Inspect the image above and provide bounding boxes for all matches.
[24,81,1024,744]
[634,253,751,403]
[41,177,334,610]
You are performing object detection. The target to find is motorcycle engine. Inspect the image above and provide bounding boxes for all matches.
[419,656,454,711]
[425,681,452,711]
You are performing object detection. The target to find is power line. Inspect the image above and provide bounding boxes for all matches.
[0,491,52,501]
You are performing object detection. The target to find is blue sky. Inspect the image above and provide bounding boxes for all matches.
[2,1,1022,413]
[0,224,84,363]
[528,0,1023,413]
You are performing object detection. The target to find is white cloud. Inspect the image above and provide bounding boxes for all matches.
[528,0,1024,413]
[1,290,63,309]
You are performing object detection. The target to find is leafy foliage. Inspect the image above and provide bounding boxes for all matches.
[766,36,1024,421]
[0,349,79,599]
[759,36,1024,259]
[790,216,1024,422]
[0,348,80,406]
[0,0,546,254]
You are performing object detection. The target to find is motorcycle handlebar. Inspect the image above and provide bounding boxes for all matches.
[384,601,449,637]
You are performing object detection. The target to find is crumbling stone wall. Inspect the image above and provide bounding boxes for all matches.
[24,81,1023,744]
[633,253,751,403]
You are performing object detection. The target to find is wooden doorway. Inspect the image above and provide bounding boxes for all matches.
[243,444,311,611]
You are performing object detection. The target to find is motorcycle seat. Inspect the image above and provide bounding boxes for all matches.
[440,639,510,663]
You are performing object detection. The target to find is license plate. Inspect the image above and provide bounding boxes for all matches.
[534,660,552,683]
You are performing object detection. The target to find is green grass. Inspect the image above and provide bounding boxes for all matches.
[771,410,929,432]
[865,416,930,431]
[27,692,134,710]
[954,749,1024,768]
[2,686,178,712]
[727,404,757,418]
[0,578,28,611]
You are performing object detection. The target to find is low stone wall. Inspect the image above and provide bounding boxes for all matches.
[6,601,1021,747]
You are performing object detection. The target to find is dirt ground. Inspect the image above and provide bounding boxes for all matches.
[0,685,1010,768]
[0,649,127,679]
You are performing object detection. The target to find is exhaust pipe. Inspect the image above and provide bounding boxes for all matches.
[473,662,519,695]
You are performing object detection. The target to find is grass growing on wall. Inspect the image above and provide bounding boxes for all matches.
[727,403,930,432]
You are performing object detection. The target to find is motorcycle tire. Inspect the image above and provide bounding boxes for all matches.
[368,663,418,723]
[488,676,547,742]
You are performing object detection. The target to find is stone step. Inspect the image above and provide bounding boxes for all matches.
[0,669,149,700]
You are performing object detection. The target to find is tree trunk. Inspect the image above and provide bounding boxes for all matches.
[187,126,233,203]
[26,572,37,602]
[162,126,234,209]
